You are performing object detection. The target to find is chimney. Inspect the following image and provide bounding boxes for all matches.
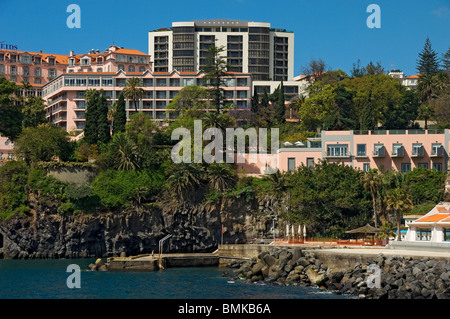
[70,51,74,56]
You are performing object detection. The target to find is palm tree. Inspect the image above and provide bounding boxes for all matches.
[110,133,140,171]
[385,187,413,241]
[418,103,434,129]
[206,163,237,192]
[361,168,382,227]
[266,170,291,196]
[122,77,144,112]
[107,102,117,132]
[166,163,205,202]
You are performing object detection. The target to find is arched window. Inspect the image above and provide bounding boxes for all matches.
[118,65,124,71]
[128,65,135,72]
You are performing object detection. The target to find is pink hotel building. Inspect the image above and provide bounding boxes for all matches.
[41,45,253,132]
[239,129,449,174]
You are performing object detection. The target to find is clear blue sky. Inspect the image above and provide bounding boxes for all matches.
[1,0,449,77]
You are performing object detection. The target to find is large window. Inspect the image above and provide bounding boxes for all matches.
[433,163,442,171]
[356,144,366,156]
[288,158,296,171]
[327,144,348,157]
[401,163,411,172]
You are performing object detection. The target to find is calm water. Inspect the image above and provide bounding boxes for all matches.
[0,259,351,299]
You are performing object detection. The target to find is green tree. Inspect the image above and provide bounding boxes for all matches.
[442,46,450,72]
[206,163,237,192]
[361,169,382,227]
[416,37,440,77]
[165,163,205,202]
[166,85,208,114]
[275,81,286,124]
[0,77,22,140]
[110,132,140,171]
[287,161,371,237]
[22,96,46,128]
[385,187,413,241]
[200,44,228,112]
[84,89,110,145]
[0,160,29,220]
[113,92,127,135]
[14,124,72,165]
[123,77,144,112]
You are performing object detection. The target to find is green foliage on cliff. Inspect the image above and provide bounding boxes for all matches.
[0,161,29,220]
[91,169,164,208]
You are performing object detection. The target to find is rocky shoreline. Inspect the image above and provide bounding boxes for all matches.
[223,247,450,299]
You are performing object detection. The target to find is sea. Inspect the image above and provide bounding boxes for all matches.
[0,258,352,300]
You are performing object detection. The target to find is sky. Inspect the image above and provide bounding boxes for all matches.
[1,0,449,77]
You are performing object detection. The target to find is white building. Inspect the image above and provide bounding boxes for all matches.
[388,71,419,90]
[148,19,295,81]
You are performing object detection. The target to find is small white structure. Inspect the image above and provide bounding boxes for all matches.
[404,202,450,243]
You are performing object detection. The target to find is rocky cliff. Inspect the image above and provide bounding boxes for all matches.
[0,196,280,259]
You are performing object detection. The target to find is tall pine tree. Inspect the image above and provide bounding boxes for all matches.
[84,89,110,145]
[417,37,440,76]
[97,92,110,144]
[275,81,286,124]
[84,89,99,145]
[113,92,127,135]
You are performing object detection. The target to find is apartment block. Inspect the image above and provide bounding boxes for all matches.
[148,19,294,81]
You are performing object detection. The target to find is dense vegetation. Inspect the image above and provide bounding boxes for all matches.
[0,40,448,240]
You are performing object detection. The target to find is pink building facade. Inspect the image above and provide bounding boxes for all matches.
[0,136,15,165]
[0,48,68,96]
[42,69,252,133]
[276,129,448,173]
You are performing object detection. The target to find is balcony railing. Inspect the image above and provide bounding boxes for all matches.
[431,146,444,157]
[391,146,405,158]
[373,146,386,157]
[411,146,424,157]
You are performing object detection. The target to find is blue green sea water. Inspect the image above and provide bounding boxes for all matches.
[0,259,353,299]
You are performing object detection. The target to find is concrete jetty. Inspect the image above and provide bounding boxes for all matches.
[105,244,450,272]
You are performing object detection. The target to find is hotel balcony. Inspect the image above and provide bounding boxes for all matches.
[372,146,386,158]
[411,146,424,158]
[391,146,405,158]
[431,146,444,158]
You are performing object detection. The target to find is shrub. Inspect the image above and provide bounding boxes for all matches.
[91,169,164,208]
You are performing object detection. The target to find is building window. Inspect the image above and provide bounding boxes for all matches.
[306,158,314,168]
[412,143,424,157]
[416,228,431,241]
[431,143,444,156]
[118,65,124,71]
[418,163,428,169]
[97,68,102,72]
[356,144,366,156]
[288,158,296,171]
[327,144,348,157]
[88,78,100,86]
[128,65,135,72]
[363,163,370,172]
[139,66,145,72]
[34,78,41,84]
[433,163,442,171]
[184,78,195,86]
[102,78,113,86]
[156,79,167,87]
[444,229,450,242]
[401,163,411,172]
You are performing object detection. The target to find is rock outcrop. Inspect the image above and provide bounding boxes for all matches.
[0,196,279,259]
[224,247,450,299]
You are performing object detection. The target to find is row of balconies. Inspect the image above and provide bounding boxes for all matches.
[326,144,445,159]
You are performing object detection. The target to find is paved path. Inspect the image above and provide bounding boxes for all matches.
[312,248,450,259]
